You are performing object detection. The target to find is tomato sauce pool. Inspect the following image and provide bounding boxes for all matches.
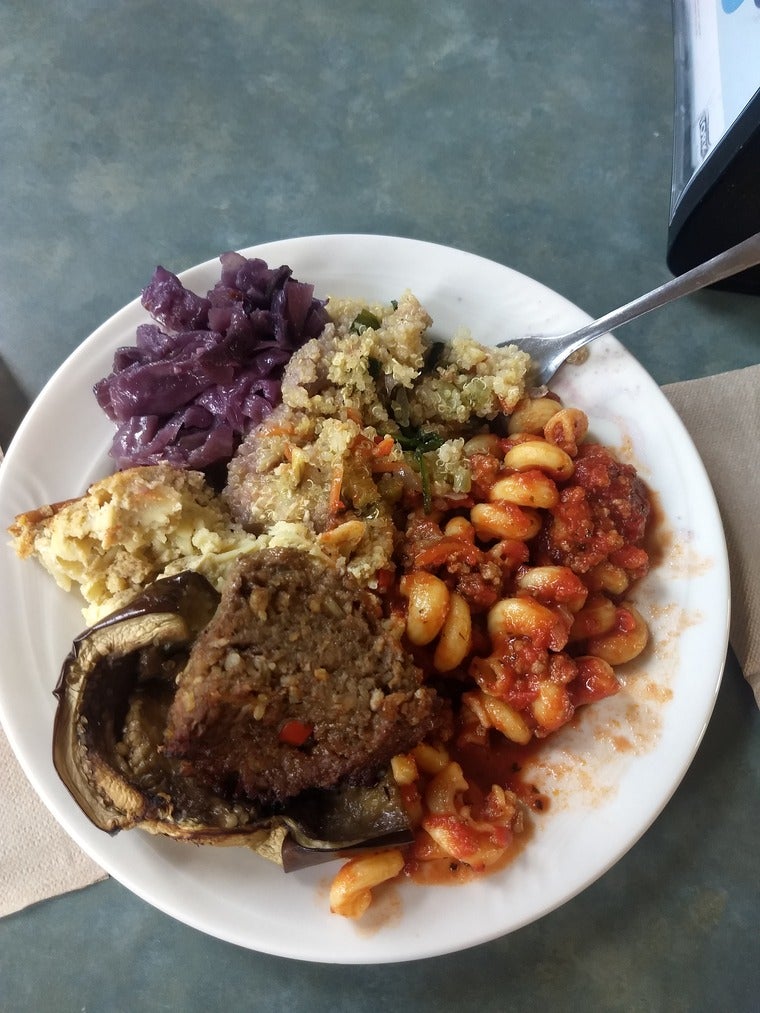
[404,735,550,888]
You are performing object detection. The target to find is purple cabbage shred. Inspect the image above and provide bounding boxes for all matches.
[93,254,329,471]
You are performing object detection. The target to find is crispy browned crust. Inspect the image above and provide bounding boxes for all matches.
[9,500,76,556]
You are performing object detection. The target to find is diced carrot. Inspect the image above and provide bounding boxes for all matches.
[328,464,345,515]
[373,434,396,457]
[279,720,314,746]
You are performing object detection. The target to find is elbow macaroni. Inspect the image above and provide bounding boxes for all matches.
[330,392,653,917]
[329,849,406,918]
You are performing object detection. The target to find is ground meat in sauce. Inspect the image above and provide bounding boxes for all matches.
[163,547,441,805]
[470,637,579,713]
[399,511,505,612]
[540,443,650,572]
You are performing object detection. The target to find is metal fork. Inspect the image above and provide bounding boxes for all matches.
[499,231,760,387]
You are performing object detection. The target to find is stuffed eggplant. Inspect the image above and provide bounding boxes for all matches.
[52,557,435,869]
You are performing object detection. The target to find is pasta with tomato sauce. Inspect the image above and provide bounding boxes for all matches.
[217,291,653,916]
[329,393,652,917]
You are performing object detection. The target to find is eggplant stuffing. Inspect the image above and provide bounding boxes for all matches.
[52,564,425,870]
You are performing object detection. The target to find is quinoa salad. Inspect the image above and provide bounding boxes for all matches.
[225,289,532,587]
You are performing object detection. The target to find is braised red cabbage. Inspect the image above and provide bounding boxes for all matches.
[94,253,329,470]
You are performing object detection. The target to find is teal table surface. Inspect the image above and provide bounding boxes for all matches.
[1,3,758,1011]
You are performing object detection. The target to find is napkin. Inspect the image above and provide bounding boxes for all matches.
[663,363,760,707]
[0,728,107,916]
[1,363,758,916]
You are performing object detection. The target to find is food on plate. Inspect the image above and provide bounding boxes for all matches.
[8,464,259,625]
[53,570,414,865]
[279,291,528,428]
[163,547,441,805]
[225,404,400,585]
[8,254,654,921]
[93,253,329,470]
[225,289,530,585]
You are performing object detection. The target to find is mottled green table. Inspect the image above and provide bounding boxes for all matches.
[1,3,758,1011]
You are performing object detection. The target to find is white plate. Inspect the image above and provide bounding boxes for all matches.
[0,234,729,963]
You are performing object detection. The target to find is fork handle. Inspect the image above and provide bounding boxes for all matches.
[564,230,760,348]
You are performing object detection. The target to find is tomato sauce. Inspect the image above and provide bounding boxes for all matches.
[402,734,549,888]
[454,736,551,815]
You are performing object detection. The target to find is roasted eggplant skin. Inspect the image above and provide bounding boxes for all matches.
[52,570,412,866]
[53,572,222,836]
